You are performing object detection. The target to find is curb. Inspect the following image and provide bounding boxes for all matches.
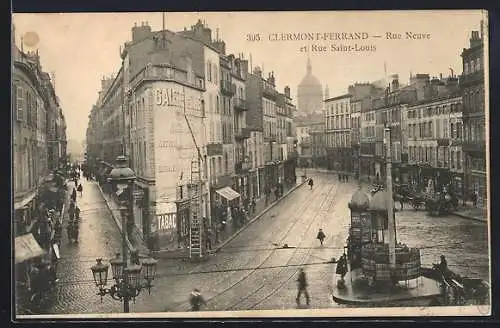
[96,182,137,253]
[451,211,487,223]
[212,178,311,254]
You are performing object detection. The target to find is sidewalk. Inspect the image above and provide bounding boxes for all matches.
[451,206,488,223]
[95,181,150,257]
[96,177,310,259]
[212,177,310,253]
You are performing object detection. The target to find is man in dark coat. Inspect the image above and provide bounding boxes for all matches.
[189,288,206,311]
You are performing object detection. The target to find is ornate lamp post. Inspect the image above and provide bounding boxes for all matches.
[90,156,158,313]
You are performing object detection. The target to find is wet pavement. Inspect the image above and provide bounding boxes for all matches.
[40,171,489,315]
[45,179,126,314]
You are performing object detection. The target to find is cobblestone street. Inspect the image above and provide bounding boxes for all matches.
[44,171,489,315]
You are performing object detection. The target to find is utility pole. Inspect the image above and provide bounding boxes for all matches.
[384,126,396,270]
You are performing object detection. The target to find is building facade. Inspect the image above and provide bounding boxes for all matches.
[13,45,67,239]
[407,76,463,191]
[325,94,352,172]
[460,28,486,206]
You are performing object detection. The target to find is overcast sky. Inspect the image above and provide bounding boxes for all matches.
[12,10,486,143]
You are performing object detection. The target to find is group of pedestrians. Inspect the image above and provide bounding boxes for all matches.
[338,173,349,183]
[67,172,83,243]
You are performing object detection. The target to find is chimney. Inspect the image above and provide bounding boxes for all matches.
[391,75,399,92]
[268,72,275,86]
[470,30,482,48]
[284,86,290,98]
[253,66,262,77]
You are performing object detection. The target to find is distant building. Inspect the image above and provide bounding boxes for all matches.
[297,58,323,116]
[294,112,323,167]
[407,74,463,193]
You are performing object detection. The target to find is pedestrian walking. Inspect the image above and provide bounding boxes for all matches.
[77,183,83,197]
[296,268,310,306]
[472,191,478,208]
[189,288,206,311]
[71,188,77,202]
[250,198,256,216]
[316,228,326,246]
[308,178,314,190]
[265,185,271,205]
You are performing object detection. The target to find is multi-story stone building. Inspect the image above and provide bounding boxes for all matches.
[460,27,486,206]
[407,75,463,192]
[294,112,323,168]
[86,19,298,249]
[309,122,326,168]
[360,99,377,179]
[371,77,416,183]
[350,98,363,176]
[12,41,67,238]
[325,94,351,172]
[230,55,251,199]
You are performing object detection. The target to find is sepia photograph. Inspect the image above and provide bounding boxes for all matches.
[12,10,490,319]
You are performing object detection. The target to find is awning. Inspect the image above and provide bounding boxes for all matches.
[14,189,38,210]
[216,186,241,201]
[15,233,46,264]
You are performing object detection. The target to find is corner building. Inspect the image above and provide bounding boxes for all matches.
[460,28,486,206]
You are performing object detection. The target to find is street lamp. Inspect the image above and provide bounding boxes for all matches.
[90,253,158,308]
[90,155,158,312]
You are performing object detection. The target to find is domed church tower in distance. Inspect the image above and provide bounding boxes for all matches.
[297,57,323,117]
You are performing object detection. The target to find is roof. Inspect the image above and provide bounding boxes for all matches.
[348,189,370,210]
[370,190,389,211]
[324,94,352,102]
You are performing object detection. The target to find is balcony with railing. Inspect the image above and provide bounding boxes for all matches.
[220,79,236,96]
[462,140,486,153]
[234,98,248,111]
[262,83,277,99]
[206,142,223,157]
[234,127,251,140]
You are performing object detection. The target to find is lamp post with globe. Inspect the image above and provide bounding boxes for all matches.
[90,156,158,313]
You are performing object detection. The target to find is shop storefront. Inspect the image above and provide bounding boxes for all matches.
[283,158,296,188]
[155,201,178,250]
[249,169,259,199]
[175,199,191,249]
[258,168,265,197]
[450,172,465,199]
[133,180,152,241]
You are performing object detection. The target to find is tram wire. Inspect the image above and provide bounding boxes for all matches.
[47,260,491,288]
[223,179,342,311]
[51,240,476,263]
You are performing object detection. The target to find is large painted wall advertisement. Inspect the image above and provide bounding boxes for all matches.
[153,81,204,245]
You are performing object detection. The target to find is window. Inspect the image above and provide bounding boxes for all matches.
[214,64,218,83]
[476,58,481,71]
[15,86,24,121]
[207,61,212,82]
[457,151,462,170]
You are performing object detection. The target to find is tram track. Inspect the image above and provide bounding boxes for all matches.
[170,180,319,312]
[203,179,337,310]
[221,179,342,311]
